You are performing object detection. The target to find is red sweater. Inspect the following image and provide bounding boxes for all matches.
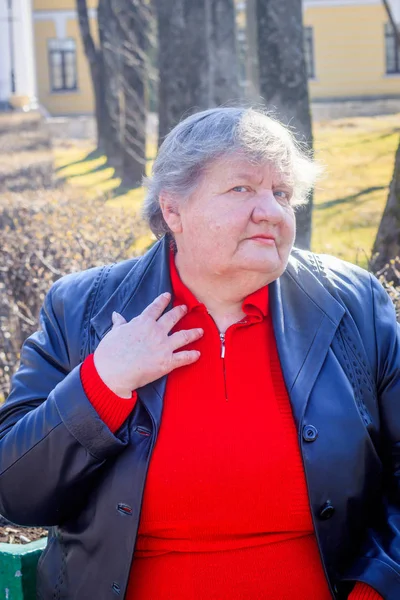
[81,253,382,600]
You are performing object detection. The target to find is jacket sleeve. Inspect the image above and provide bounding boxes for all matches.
[344,274,400,598]
[0,271,130,527]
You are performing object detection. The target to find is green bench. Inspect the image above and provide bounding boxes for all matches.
[0,538,47,600]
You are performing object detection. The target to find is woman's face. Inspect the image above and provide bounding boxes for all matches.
[164,152,296,282]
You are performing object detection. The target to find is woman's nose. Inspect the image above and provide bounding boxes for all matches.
[251,191,284,224]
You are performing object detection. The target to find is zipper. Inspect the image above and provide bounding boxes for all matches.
[219,333,225,358]
[219,332,228,400]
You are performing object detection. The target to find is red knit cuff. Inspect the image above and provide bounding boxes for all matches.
[348,582,383,599]
[81,353,137,433]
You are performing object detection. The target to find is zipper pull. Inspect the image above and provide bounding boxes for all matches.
[220,333,225,359]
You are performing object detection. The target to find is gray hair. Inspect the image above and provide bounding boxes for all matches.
[142,107,321,238]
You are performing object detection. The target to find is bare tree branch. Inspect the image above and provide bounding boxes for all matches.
[76,0,99,64]
[382,0,400,48]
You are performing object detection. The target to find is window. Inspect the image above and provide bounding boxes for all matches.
[48,38,78,92]
[385,23,400,74]
[304,26,315,80]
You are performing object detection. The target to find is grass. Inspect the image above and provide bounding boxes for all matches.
[54,114,400,269]
[54,139,158,253]
[312,114,400,268]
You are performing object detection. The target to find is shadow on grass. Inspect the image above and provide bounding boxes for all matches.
[108,180,143,200]
[332,127,400,150]
[62,161,111,180]
[56,148,147,201]
[55,148,104,172]
[315,186,386,211]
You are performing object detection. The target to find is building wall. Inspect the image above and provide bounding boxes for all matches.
[0,0,36,106]
[33,8,97,114]
[304,1,400,99]
[33,0,400,116]
[34,0,97,10]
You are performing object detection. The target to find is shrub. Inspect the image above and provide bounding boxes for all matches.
[0,188,146,400]
[373,258,400,319]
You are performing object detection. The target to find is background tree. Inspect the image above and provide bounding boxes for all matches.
[256,0,314,249]
[115,0,151,186]
[77,0,151,186]
[372,142,400,272]
[371,1,400,272]
[209,0,240,106]
[97,0,122,164]
[76,0,109,151]
[245,0,260,102]
[155,0,240,144]
[155,0,189,144]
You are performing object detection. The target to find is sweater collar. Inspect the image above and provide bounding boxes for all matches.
[168,248,269,319]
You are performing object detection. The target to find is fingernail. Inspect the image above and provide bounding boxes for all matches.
[162,292,171,299]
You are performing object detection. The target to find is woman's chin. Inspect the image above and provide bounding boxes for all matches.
[241,247,285,271]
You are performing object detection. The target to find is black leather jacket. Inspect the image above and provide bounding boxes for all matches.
[1,237,400,599]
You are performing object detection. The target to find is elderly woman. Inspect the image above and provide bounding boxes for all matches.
[0,107,399,600]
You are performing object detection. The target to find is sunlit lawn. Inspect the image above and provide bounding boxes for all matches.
[54,114,400,268]
[54,138,157,252]
[312,114,399,268]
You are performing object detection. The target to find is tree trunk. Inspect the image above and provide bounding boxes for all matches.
[245,0,260,102]
[156,0,239,143]
[76,0,108,151]
[77,0,149,179]
[98,0,124,169]
[184,0,211,110]
[155,0,190,143]
[371,3,400,270]
[118,0,149,187]
[371,141,400,271]
[256,0,313,249]
[209,0,240,106]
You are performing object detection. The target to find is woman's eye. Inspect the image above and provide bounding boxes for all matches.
[274,190,290,201]
[231,186,248,193]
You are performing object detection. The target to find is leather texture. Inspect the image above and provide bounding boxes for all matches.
[1,236,400,599]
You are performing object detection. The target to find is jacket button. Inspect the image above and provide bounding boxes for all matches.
[319,501,335,520]
[112,582,121,595]
[117,503,133,516]
[302,424,318,442]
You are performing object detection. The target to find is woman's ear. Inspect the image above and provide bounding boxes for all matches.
[159,192,183,234]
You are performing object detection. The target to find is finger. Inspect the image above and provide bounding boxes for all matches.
[141,292,171,321]
[112,311,127,327]
[169,328,204,351]
[158,304,187,332]
[170,350,201,370]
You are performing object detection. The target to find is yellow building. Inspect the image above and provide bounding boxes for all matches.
[32,0,400,116]
[33,0,97,114]
[304,0,400,100]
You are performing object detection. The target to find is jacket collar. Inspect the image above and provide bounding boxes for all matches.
[269,252,345,427]
[91,237,345,429]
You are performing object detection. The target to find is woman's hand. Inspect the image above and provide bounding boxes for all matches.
[93,292,203,398]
